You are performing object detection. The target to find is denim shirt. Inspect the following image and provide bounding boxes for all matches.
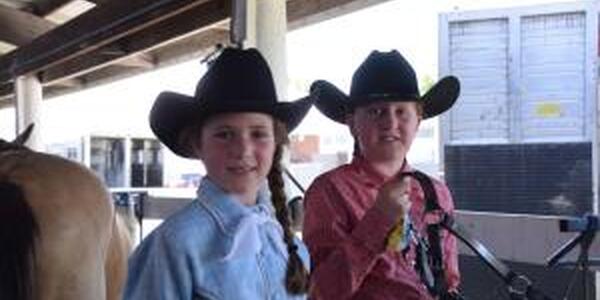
[123,178,310,300]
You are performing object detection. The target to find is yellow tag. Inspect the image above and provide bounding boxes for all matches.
[387,217,405,251]
[535,102,561,118]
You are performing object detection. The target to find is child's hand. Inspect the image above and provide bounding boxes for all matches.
[374,176,412,222]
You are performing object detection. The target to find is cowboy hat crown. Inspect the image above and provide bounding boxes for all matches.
[150,47,313,158]
[311,50,460,123]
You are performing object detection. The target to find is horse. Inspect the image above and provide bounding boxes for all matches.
[0,124,132,300]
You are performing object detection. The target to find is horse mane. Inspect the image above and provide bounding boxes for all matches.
[0,181,38,300]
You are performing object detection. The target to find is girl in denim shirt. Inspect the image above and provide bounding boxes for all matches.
[123,47,312,300]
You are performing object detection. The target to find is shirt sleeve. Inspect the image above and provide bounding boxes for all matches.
[303,175,395,300]
[435,182,461,290]
[123,230,193,300]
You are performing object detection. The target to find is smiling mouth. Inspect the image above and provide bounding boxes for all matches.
[227,166,257,174]
[380,136,400,142]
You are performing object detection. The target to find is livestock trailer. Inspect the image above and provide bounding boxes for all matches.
[439,2,600,298]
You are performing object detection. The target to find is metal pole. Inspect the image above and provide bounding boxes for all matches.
[230,0,247,48]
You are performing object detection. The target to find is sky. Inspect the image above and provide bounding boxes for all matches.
[0,0,577,152]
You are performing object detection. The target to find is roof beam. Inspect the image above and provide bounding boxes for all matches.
[0,0,25,9]
[0,0,222,83]
[116,53,155,69]
[0,5,57,45]
[0,82,12,106]
[87,0,109,4]
[53,77,84,88]
[0,0,396,103]
[151,27,229,67]
[28,0,71,16]
[287,0,393,30]
[40,0,229,84]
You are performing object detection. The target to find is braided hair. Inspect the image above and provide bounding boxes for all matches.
[268,120,310,294]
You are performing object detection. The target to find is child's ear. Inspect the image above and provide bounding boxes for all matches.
[181,125,203,159]
[345,113,357,137]
[191,139,203,160]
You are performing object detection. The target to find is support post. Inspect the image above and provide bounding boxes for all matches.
[245,0,288,99]
[14,75,43,150]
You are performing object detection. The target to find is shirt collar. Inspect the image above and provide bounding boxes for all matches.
[351,154,413,184]
[196,177,274,234]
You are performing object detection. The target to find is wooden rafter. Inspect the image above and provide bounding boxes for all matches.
[0,5,57,45]
[27,0,71,16]
[116,53,155,69]
[0,0,25,9]
[287,0,393,30]
[0,0,222,83]
[151,27,229,67]
[85,0,109,5]
[0,81,12,105]
[0,0,395,103]
[40,0,229,84]
[53,77,84,88]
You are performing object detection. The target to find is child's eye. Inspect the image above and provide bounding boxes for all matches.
[251,130,272,139]
[366,108,383,117]
[214,130,234,140]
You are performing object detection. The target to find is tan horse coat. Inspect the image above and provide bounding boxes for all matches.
[0,147,130,300]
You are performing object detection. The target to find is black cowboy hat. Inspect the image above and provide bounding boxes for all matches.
[150,47,313,158]
[310,50,460,123]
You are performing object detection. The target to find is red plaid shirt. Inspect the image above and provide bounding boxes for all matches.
[303,156,460,300]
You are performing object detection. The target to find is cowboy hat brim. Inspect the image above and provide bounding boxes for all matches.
[421,76,460,119]
[311,76,460,123]
[149,91,313,158]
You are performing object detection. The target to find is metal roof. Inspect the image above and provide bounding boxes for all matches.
[0,0,392,108]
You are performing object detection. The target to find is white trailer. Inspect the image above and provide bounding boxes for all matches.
[439,2,600,299]
[440,1,599,215]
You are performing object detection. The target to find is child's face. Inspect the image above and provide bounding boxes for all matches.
[348,101,421,164]
[195,112,276,200]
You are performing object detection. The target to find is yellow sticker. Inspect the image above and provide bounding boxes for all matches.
[535,102,561,118]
